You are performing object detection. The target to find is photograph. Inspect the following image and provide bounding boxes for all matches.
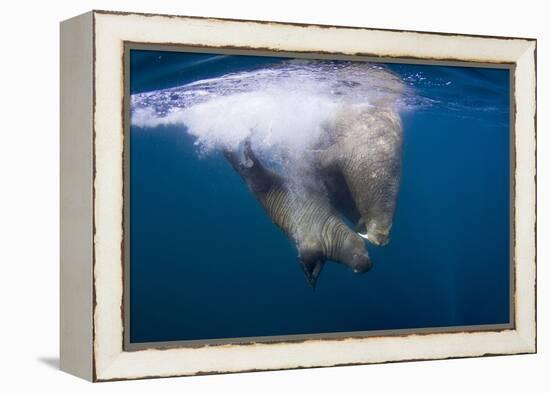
[127,48,512,345]
[0,0,543,389]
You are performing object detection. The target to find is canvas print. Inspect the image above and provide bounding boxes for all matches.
[128,48,511,345]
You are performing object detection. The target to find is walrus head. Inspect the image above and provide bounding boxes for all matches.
[339,235,373,274]
[358,222,391,246]
[299,233,372,288]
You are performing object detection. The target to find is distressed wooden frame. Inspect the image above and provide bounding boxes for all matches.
[60,10,537,382]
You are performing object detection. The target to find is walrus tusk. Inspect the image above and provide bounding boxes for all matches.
[358,232,369,240]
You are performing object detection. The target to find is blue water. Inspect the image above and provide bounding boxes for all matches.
[129,49,510,343]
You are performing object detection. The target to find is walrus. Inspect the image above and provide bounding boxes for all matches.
[224,141,372,288]
[318,106,403,246]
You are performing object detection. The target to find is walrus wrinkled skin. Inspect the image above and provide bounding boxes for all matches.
[318,106,403,246]
[225,141,372,288]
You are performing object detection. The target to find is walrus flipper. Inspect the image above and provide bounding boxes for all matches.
[298,240,325,289]
[223,140,281,194]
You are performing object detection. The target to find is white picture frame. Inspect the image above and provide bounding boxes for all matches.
[60,10,536,382]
